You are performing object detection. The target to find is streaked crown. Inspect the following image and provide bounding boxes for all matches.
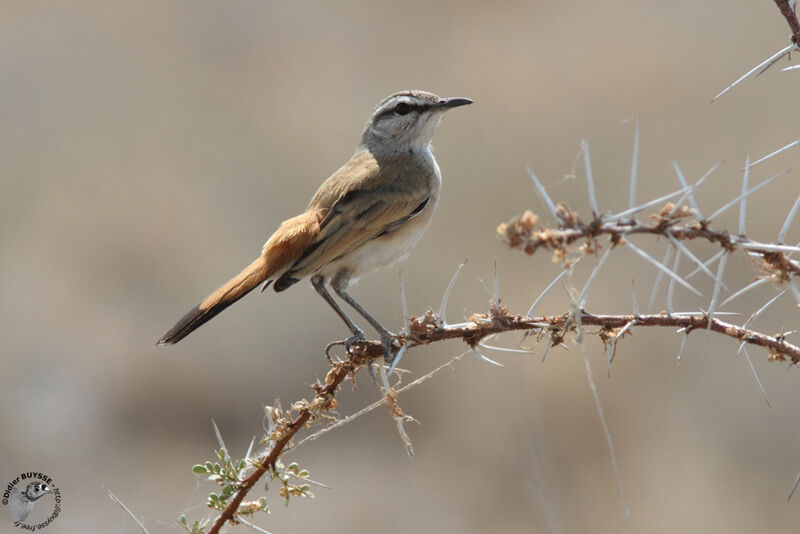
[361,90,472,151]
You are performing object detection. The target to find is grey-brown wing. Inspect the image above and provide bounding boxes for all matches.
[285,185,431,279]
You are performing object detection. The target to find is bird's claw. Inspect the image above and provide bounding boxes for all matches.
[344,329,366,355]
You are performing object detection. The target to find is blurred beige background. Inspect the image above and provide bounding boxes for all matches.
[3,1,800,532]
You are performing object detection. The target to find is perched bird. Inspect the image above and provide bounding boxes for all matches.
[157,90,471,362]
[9,482,53,522]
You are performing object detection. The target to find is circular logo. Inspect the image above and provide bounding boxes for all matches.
[2,472,61,529]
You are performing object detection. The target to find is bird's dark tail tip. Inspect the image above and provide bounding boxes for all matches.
[155,256,272,347]
[156,303,221,346]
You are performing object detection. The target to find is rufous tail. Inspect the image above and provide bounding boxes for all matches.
[156,209,323,346]
[156,256,271,345]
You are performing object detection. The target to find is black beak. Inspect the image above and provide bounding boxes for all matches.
[437,97,473,110]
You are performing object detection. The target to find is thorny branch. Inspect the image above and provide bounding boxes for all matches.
[498,205,800,284]
[208,358,357,534]
[208,297,800,533]
[774,0,800,45]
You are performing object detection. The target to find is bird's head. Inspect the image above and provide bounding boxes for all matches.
[361,90,472,152]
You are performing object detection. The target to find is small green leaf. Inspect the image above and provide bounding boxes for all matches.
[192,465,208,474]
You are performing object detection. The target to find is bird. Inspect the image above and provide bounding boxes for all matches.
[8,482,53,522]
[157,90,472,363]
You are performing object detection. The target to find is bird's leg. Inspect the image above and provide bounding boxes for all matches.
[311,275,365,354]
[333,286,400,365]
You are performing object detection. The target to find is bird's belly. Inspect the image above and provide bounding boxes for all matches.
[319,197,438,285]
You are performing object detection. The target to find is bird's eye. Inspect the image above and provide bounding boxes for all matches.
[394,103,411,116]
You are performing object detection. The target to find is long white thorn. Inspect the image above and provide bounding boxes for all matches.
[750,139,800,169]
[439,259,467,325]
[738,242,800,254]
[472,346,504,367]
[667,234,726,288]
[387,344,408,376]
[582,140,599,215]
[666,248,683,315]
[629,120,640,211]
[627,240,702,297]
[212,419,228,454]
[706,253,728,329]
[789,470,800,502]
[541,335,554,362]
[107,490,150,534]
[648,245,674,310]
[677,332,689,362]
[708,170,789,222]
[742,346,770,407]
[711,44,795,102]
[671,311,739,318]
[672,161,702,217]
[479,334,535,354]
[377,363,415,458]
[739,156,750,236]
[581,344,630,524]
[528,261,578,317]
[527,165,561,222]
[577,247,612,306]
[245,436,255,462]
[687,250,724,279]
[744,289,788,329]
[607,185,689,223]
[239,517,274,534]
[670,160,720,219]
[720,278,770,308]
[399,269,409,328]
[778,195,800,243]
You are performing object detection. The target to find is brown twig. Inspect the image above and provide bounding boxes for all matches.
[398,305,800,364]
[207,301,799,533]
[498,206,800,281]
[208,358,359,534]
[775,0,800,45]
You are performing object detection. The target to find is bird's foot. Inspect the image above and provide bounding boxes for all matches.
[344,328,366,355]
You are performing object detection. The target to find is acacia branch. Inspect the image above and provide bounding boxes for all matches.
[208,359,358,534]
[207,300,799,533]
[774,0,800,45]
[498,205,800,283]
